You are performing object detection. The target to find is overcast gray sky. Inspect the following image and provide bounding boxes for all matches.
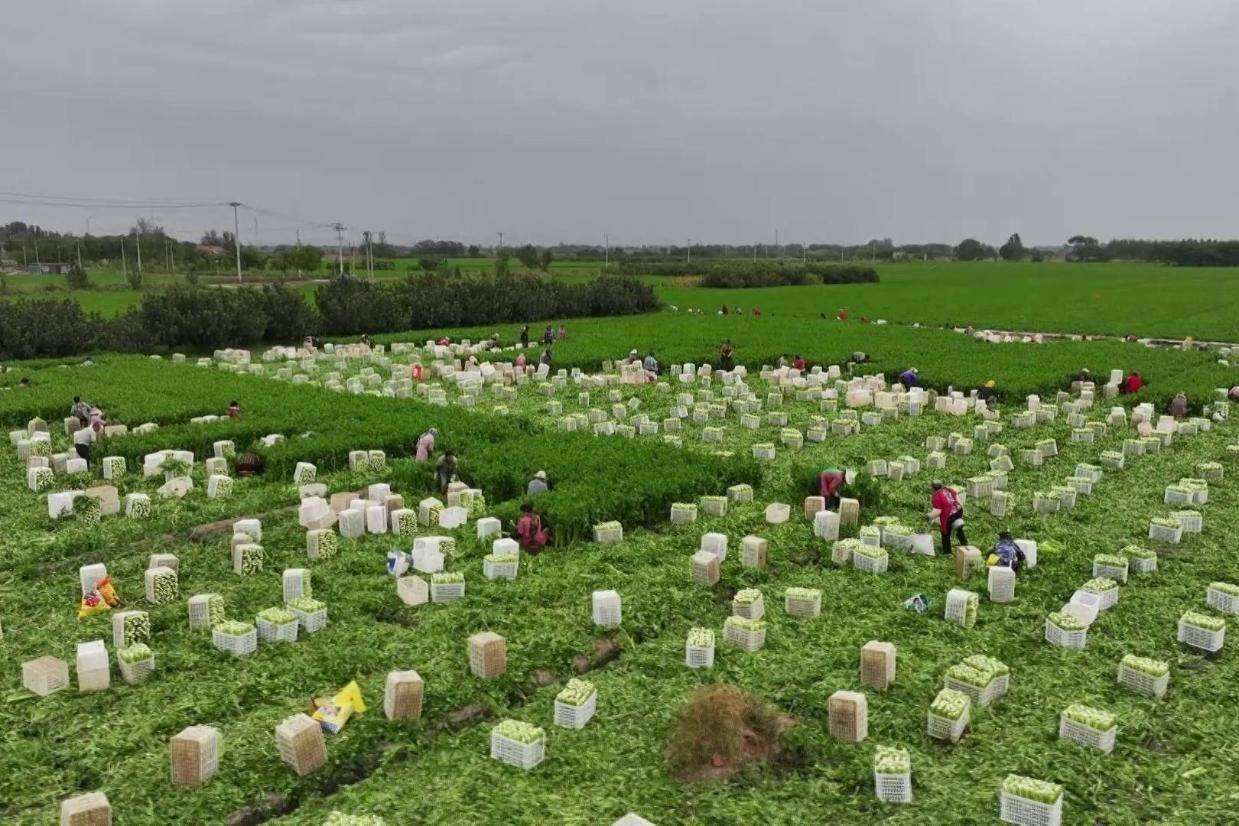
[2,0,1237,248]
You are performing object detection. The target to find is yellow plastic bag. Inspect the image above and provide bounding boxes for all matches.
[986,554,999,566]
[312,680,367,734]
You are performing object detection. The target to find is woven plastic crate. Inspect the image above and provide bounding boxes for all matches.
[1177,620,1225,652]
[944,675,1001,707]
[1092,562,1128,584]
[1130,555,1157,575]
[723,623,766,652]
[490,730,545,770]
[483,558,519,580]
[188,593,224,630]
[926,707,969,743]
[592,590,622,628]
[685,640,715,668]
[118,653,155,685]
[827,690,868,743]
[1117,663,1168,699]
[988,566,1015,603]
[23,656,70,696]
[785,591,822,618]
[1058,714,1115,754]
[875,771,912,804]
[733,592,764,620]
[1172,511,1203,534]
[1000,790,1062,826]
[212,627,257,657]
[430,582,466,604]
[1044,619,1087,650]
[257,617,299,643]
[291,606,328,633]
[944,589,978,627]
[853,552,888,574]
[1207,586,1239,615]
[553,691,597,729]
[1081,586,1118,611]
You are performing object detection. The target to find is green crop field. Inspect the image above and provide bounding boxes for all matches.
[7,260,1239,341]
[2,331,1238,824]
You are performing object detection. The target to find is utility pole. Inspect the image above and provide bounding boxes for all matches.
[604,233,609,267]
[85,216,92,236]
[363,230,373,278]
[76,243,83,271]
[686,239,691,264]
[753,245,757,262]
[120,237,126,276]
[774,228,779,257]
[134,223,143,275]
[253,216,260,249]
[497,231,504,253]
[802,242,807,264]
[34,238,40,265]
[871,242,876,263]
[350,244,356,277]
[230,202,243,283]
[331,222,345,275]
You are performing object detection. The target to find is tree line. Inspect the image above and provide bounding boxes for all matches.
[0,273,658,360]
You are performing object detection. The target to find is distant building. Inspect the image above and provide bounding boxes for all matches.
[26,262,73,274]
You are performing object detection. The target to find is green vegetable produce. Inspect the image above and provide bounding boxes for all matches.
[930,688,968,720]
[556,679,596,707]
[874,745,910,774]
[118,643,153,664]
[494,719,545,744]
[1121,655,1168,678]
[1063,704,1115,731]
[1181,610,1225,632]
[1002,774,1062,805]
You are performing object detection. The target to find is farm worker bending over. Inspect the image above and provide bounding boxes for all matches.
[414,428,437,462]
[989,531,1026,573]
[819,467,846,510]
[930,481,968,556]
[539,348,553,367]
[719,340,734,371]
[411,363,424,380]
[557,325,567,341]
[71,396,91,426]
[89,408,107,434]
[643,352,659,377]
[228,400,241,418]
[514,353,527,369]
[520,325,530,348]
[977,380,998,405]
[1121,372,1143,394]
[1170,392,1189,419]
[435,451,458,494]
[898,367,919,387]
[516,503,549,554]
[793,354,806,371]
[527,470,549,497]
[1229,386,1239,402]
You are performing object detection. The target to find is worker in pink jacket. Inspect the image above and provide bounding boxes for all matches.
[930,481,968,555]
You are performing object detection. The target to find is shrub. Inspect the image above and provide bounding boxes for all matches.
[611,260,878,287]
[666,685,786,780]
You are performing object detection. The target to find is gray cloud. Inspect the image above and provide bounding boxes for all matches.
[2,0,1237,247]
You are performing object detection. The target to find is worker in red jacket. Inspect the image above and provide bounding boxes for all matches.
[931,481,968,555]
[819,467,846,510]
[1121,372,1143,394]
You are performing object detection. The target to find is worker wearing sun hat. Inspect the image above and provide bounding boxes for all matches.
[898,366,919,388]
[527,470,549,497]
[977,379,998,406]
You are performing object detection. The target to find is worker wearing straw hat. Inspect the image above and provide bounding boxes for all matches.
[527,470,549,497]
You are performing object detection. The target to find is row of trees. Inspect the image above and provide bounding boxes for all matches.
[0,273,659,359]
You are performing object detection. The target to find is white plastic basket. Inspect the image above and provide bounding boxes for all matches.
[685,641,715,668]
[1058,714,1115,754]
[853,553,888,574]
[212,628,257,657]
[723,623,766,652]
[1082,586,1118,611]
[118,654,155,685]
[430,582,466,604]
[1092,562,1128,584]
[483,559,520,580]
[1117,663,1168,699]
[874,771,913,804]
[291,606,329,633]
[1207,587,1239,615]
[1044,619,1087,650]
[553,691,597,729]
[490,730,545,770]
[785,593,822,618]
[1130,556,1157,575]
[257,618,299,643]
[1000,790,1062,826]
[1177,621,1225,652]
[944,589,977,627]
[733,594,765,620]
[944,676,1002,708]
[1148,521,1182,544]
[926,707,969,743]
